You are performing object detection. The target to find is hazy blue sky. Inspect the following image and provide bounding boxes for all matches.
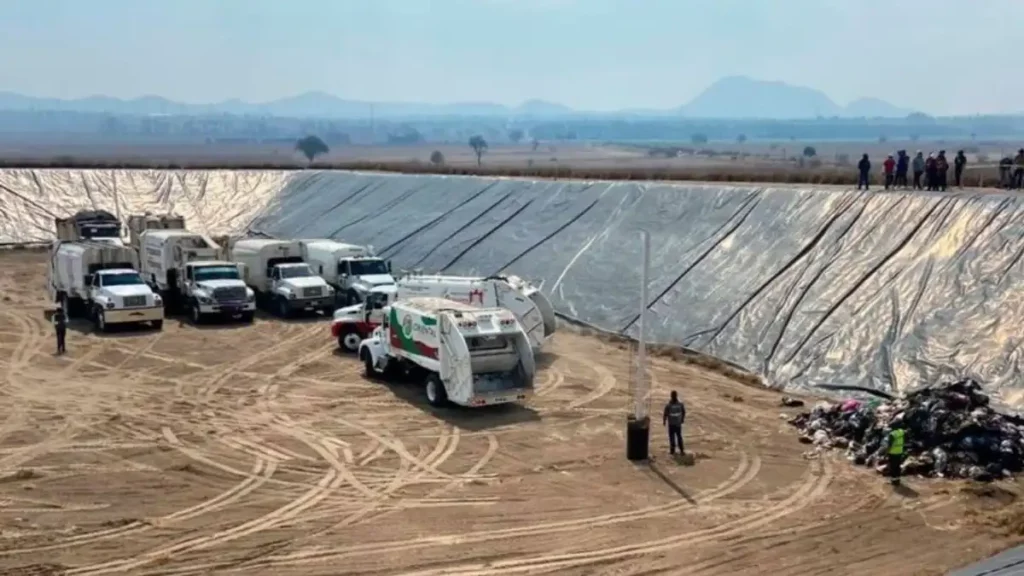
[2,0,1020,115]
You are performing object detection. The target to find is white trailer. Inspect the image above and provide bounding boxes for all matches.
[359,297,535,408]
[229,238,335,317]
[298,239,395,305]
[396,273,556,351]
[48,241,164,332]
[134,228,256,324]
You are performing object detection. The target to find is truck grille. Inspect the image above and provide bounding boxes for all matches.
[123,295,147,307]
[213,286,248,302]
[302,287,323,298]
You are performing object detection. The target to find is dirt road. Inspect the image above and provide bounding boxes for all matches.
[0,249,1019,576]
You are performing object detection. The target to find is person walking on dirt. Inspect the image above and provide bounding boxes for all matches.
[911,151,925,190]
[883,154,896,190]
[52,304,67,355]
[885,417,906,486]
[857,154,871,190]
[663,391,686,456]
[954,150,967,189]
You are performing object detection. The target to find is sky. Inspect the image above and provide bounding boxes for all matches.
[1,0,1021,115]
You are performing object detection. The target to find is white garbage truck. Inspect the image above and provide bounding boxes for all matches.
[129,215,256,324]
[395,273,557,351]
[48,210,164,332]
[229,238,335,317]
[298,239,395,305]
[359,297,536,408]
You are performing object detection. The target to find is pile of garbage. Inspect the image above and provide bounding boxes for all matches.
[787,379,1024,482]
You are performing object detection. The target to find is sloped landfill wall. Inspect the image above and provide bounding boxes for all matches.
[4,169,1024,403]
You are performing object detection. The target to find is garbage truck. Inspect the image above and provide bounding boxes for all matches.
[358,297,535,408]
[395,273,556,351]
[331,284,397,352]
[129,215,256,324]
[299,239,395,305]
[48,210,164,332]
[229,238,335,317]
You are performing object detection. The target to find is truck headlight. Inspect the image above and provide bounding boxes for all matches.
[326,285,335,293]
[106,302,115,309]
[247,292,256,302]
[198,296,213,304]
[288,292,296,299]
[153,294,163,304]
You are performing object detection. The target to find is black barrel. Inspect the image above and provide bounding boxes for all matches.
[626,416,650,461]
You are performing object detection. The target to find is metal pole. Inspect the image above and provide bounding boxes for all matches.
[636,229,650,420]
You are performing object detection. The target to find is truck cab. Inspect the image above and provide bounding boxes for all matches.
[87,268,164,332]
[182,261,256,324]
[266,261,335,317]
[337,257,395,305]
[331,284,397,352]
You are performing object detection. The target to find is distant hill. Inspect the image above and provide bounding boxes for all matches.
[0,77,920,119]
[678,76,917,119]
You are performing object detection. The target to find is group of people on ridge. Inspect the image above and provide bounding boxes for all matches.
[857,150,967,191]
[999,149,1024,190]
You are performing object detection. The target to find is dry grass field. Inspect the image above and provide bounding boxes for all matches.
[1,248,1024,575]
[0,139,1020,189]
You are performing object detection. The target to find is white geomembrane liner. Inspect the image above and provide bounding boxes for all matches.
[4,168,1022,404]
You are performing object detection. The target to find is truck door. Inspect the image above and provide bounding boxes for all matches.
[269,266,281,291]
[337,260,351,289]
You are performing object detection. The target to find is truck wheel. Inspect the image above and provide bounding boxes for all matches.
[276,297,292,319]
[240,312,255,323]
[339,328,362,353]
[321,305,334,317]
[425,374,449,407]
[189,302,204,325]
[96,309,108,333]
[362,350,376,378]
[152,320,163,331]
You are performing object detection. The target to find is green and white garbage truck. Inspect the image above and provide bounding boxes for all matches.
[358,297,536,408]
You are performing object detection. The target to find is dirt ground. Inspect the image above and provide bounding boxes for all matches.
[0,249,1021,576]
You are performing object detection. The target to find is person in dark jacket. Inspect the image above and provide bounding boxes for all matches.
[895,150,909,188]
[53,304,68,355]
[857,154,871,190]
[911,151,925,190]
[925,153,938,191]
[936,150,949,191]
[1015,149,1024,190]
[953,150,967,188]
[882,154,896,190]
[663,391,686,456]
[1000,156,1014,189]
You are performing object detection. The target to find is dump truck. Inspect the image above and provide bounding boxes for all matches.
[130,215,256,324]
[229,238,335,317]
[331,284,397,352]
[299,239,395,305]
[396,273,557,351]
[359,297,535,408]
[48,210,164,332]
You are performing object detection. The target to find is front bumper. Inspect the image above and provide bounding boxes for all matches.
[104,306,164,324]
[286,297,334,311]
[198,301,257,315]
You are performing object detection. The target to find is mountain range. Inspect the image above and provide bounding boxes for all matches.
[0,76,918,120]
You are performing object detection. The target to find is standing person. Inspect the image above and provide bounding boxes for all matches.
[925,153,938,190]
[1011,148,1019,189]
[883,154,896,190]
[1000,156,1014,189]
[936,150,949,191]
[911,151,925,190]
[895,150,909,188]
[52,304,68,355]
[954,150,967,189]
[886,417,906,486]
[662,391,686,456]
[857,153,871,190]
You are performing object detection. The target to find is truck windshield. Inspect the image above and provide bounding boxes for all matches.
[100,272,145,286]
[350,260,389,276]
[279,265,314,279]
[194,266,240,281]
